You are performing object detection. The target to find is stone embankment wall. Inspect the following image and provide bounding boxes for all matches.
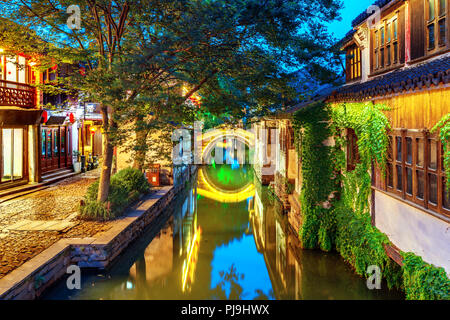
[0,166,197,300]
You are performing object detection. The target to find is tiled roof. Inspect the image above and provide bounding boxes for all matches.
[339,29,356,47]
[328,54,450,102]
[45,115,66,125]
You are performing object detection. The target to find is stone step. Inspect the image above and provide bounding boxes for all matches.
[0,186,49,204]
[42,172,79,186]
[0,170,79,204]
[41,169,73,180]
[0,183,47,204]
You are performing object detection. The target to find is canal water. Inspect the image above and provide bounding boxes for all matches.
[44,165,403,300]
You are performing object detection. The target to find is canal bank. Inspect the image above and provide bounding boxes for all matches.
[0,166,197,300]
[43,165,402,300]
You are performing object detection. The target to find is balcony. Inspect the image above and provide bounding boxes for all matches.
[0,80,36,108]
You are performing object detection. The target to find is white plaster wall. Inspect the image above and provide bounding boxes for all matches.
[27,125,37,183]
[361,44,370,82]
[71,122,78,160]
[374,191,450,275]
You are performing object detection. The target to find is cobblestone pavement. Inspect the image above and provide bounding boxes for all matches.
[0,169,113,279]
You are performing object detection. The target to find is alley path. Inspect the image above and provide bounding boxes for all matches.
[0,169,112,279]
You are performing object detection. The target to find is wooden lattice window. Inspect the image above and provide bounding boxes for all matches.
[346,45,361,81]
[426,0,447,50]
[381,128,449,218]
[373,16,400,72]
[347,128,360,171]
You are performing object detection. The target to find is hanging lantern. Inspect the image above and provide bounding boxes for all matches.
[42,110,48,123]
[90,127,96,135]
[69,113,75,123]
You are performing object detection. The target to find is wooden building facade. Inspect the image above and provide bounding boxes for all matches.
[314,0,449,273]
[0,49,42,190]
[252,0,450,275]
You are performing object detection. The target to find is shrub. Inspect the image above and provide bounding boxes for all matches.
[402,253,450,300]
[113,167,150,194]
[80,168,150,220]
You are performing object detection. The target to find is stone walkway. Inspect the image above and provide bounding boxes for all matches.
[0,169,113,279]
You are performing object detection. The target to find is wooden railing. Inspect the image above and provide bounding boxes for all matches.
[0,80,36,108]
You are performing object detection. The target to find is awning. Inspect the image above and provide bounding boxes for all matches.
[0,109,43,126]
[44,115,67,125]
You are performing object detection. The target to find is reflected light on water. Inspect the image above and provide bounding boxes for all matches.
[182,226,202,293]
[197,168,255,203]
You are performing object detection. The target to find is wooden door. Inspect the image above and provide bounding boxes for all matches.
[67,126,72,166]
[60,127,67,168]
[51,128,59,170]
[41,128,53,172]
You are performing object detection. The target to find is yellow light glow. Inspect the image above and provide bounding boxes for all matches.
[28,61,37,67]
[182,226,201,292]
[197,169,255,203]
[0,48,4,53]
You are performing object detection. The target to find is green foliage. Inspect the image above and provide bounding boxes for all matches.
[292,101,450,299]
[331,102,391,214]
[329,102,407,290]
[293,102,338,251]
[113,167,150,195]
[80,168,149,220]
[431,113,450,191]
[402,253,450,300]
[79,201,111,221]
[333,202,402,289]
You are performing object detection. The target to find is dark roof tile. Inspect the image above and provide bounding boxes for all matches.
[328,55,450,102]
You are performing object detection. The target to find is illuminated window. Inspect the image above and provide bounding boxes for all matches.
[0,55,4,80]
[346,45,361,81]
[1,128,24,182]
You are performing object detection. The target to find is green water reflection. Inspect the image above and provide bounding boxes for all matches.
[43,165,403,300]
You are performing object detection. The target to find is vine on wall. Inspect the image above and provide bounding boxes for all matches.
[329,102,403,289]
[432,113,450,191]
[292,101,450,299]
[331,102,391,214]
[293,102,338,252]
[402,252,450,300]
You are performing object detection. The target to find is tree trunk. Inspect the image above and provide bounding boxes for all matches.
[133,117,149,171]
[97,105,115,203]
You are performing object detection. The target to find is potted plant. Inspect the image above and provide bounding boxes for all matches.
[73,150,82,173]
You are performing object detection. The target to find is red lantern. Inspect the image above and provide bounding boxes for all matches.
[69,113,75,123]
[42,110,48,123]
[79,67,86,76]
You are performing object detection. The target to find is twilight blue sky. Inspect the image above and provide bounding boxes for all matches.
[327,0,375,40]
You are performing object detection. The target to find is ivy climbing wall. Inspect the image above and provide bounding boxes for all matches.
[292,101,450,300]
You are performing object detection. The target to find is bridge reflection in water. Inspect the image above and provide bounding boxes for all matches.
[43,165,402,300]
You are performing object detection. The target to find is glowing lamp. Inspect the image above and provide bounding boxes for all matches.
[42,110,48,123]
[90,127,96,134]
[69,113,75,123]
[0,48,4,53]
[29,61,37,67]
